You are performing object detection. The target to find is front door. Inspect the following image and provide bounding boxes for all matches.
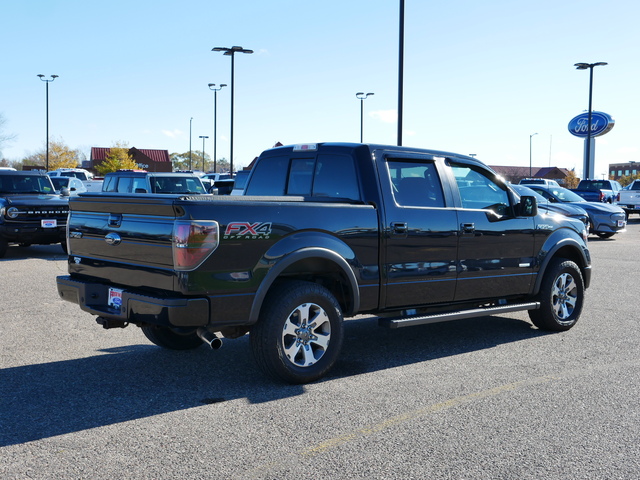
[448,162,536,302]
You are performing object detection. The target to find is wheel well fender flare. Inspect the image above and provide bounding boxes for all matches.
[533,237,589,293]
[248,247,360,323]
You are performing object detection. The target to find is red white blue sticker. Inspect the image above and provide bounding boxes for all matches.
[108,288,123,309]
[41,219,57,228]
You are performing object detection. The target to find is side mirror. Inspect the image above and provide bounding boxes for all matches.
[517,195,538,217]
[60,187,70,197]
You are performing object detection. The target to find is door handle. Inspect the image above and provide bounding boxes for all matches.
[391,222,408,236]
[461,223,475,234]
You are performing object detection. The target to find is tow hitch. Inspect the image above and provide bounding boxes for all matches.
[96,316,128,329]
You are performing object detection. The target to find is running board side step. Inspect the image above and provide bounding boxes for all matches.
[378,302,540,329]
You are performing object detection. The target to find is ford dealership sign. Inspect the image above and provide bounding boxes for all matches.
[568,111,614,138]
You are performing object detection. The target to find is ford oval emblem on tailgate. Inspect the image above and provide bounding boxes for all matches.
[105,233,122,246]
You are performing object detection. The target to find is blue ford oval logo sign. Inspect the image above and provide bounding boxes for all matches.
[568,111,614,138]
[105,232,122,246]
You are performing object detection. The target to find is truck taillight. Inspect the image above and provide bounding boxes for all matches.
[172,220,219,271]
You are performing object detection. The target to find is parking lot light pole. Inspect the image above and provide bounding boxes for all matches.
[212,46,253,174]
[189,117,193,170]
[207,83,227,173]
[37,74,58,171]
[574,62,608,180]
[529,132,538,177]
[199,135,209,172]
[356,92,374,143]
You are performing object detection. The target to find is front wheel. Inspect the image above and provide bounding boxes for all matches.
[595,232,615,239]
[141,325,203,350]
[528,258,584,331]
[250,280,344,384]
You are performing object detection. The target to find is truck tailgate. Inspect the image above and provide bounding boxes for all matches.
[67,194,179,270]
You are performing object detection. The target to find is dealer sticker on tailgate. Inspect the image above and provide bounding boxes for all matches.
[108,288,123,309]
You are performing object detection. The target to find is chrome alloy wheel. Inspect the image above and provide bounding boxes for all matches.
[282,302,331,367]
[551,272,578,322]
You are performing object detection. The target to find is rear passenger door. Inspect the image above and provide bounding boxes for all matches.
[378,155,459,309]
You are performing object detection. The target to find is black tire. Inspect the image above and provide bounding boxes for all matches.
[595,232,615,239]
[528,258,584,331]
[250,280,344,384]
[0,239,7,258]
[141,325,203,350]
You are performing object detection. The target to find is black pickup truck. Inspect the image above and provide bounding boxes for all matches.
[57,143,591,383]
[1,170,69,257]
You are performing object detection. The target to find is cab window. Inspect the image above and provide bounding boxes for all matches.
[450,163,510,214]
[388,160,445,207]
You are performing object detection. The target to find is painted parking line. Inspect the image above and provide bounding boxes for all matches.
[241,374,559,479]
[302,374,557,456]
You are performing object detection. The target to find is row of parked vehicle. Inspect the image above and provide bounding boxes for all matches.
[515,179,627,239]
[0,168,251,258]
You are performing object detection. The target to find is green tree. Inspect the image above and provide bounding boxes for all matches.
[169,151,190,171]
[95,142,138,175]
[170,151,232,173]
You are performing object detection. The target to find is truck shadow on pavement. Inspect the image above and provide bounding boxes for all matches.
[0,244,68,262]
[0,314,546,447]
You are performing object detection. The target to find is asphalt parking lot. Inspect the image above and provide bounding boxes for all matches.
[1,220,640,479]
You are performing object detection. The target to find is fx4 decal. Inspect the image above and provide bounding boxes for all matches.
[224,222,272,239]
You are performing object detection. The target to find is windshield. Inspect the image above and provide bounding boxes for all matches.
[150,176,206,194]
[0,174,55,194]
[512,185,548,203]
[50,177,69,190]
[548,186,586,203]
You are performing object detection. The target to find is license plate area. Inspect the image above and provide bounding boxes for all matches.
[41,219,57,228]
[108,287,124,309]
[617,220,626,228]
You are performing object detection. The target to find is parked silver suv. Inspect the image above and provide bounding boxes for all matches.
[102,171,212,194]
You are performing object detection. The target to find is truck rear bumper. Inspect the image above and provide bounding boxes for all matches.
[56,275,209,327]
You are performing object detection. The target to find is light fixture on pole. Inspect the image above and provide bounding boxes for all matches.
[189,117,193,170]
[212,46,253,174]
[355,92,374,143]
[397,0,405,146]
[574,62,607,180]
[207,83,227,173]
[199,135,209,172]
[37,74,59,171]
[529,133,538,177]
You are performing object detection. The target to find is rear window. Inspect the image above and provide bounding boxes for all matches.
[246,152,360,200]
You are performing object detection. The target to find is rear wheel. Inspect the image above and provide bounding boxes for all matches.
[250,280,344,384]
[141,325,203,350]
[529,258,584,331]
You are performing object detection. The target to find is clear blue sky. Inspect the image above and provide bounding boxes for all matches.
[1,0,638,177]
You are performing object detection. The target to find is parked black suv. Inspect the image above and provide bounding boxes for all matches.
[0,171,69,257]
